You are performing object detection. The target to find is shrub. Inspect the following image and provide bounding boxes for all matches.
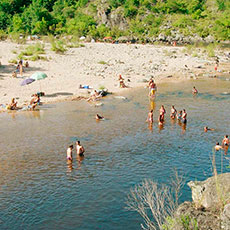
[51,40,67,54]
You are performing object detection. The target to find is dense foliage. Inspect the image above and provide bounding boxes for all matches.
[0,0,229,41]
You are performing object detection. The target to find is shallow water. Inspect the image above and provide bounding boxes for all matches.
[1,78,230,230]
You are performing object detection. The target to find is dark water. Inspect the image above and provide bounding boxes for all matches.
[0,78,230,230]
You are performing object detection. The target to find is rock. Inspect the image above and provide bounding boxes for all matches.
[170,201,221,230]
[220,204,230,230]
[188,173,230,209]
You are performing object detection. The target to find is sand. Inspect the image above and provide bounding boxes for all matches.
[0,41,229,106]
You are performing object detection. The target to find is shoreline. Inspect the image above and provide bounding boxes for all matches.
[0,41,229,107]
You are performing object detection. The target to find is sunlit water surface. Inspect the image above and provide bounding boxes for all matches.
[1,78,230,230]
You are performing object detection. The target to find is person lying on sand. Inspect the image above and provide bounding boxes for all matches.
[170,105,177,119]
[76,141,85,157]
[215,142,223,151]
[204,126,215,132]
[96,114,104,120]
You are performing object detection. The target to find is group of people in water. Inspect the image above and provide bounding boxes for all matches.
[67,76,229,165]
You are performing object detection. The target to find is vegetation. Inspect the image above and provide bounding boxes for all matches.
[0,0,229,42]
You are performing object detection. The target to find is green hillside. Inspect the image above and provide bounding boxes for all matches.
[0,0,229,42]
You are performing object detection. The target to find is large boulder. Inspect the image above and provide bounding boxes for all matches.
[188,173,230,210]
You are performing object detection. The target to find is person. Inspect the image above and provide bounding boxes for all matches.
[149,79,157,92]
[182,109,187,124]
[30,94,40,110]
[215,142,223,151]
[76,141,85,157]
[8,98,18,110]
[12,71,17,78]
[87,90,102,102]
[96,114,104,120]
[147,110,153,123]
[17,60,23,76]
[25,61,29,68]
[170,105,177,119]
[119,75,127,88]
[159,105,166,122]
[204,126,215,132]
[67,145,73,160]
[222,135,229,155]
[177,110,182,120]
[222,135,229,147]
[192,86,198,95]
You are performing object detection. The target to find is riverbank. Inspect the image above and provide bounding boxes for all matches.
[0,41,229,106]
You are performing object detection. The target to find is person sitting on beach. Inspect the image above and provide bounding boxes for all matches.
[182,109,187,124]
[67,145,73,161]
[29,94,40,110]
[215,142,223,151]
[192,86,198,95]
[177,110,182,120]
[96,114,104,120]
[76,141,85,157]
[204,126,215,132]
[146,110,153,123]
[8,98,18,110]
[12,71,17,78]
[87,90,102,102]
[170,105,177,119]
[25,61,29,68]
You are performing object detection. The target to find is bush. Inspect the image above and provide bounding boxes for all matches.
[51,40,67,54]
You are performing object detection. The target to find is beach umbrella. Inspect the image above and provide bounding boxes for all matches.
[30,72,47,81]
[30,72,48,92]
[21,78,35,86]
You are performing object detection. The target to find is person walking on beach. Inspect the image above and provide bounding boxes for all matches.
[67,145,73,161]
[182,109,187,124]
[147,110,153,123]
[170,105,177,119]
[192,86,198,95]
[76,141,85,157]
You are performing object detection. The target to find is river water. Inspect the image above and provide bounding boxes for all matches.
[0,78,230,230]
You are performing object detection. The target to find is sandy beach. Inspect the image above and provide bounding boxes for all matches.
[0,41,229,106]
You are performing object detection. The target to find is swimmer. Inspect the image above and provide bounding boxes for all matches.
[192,86,198,95]
[215,142,223,151]
[204,126,215,132]
[96,114,104,120]
[182,109,187,124]
[76,141,85,157]
[67,145,73,160]
[170,105,177,119]
[146,110,153,123]
[177,110,182,120]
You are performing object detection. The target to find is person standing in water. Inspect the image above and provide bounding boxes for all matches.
[76,141,85,157]
[67,145,73,161]
[147,110,153,123]
[159,105,166,122]
[177,110,182,120]
[222,135,229,155]
[170,105,177,119]
[182,109,187,124]
[192,86,198,95]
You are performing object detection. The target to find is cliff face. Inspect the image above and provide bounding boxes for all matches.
[166,173,230,230]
